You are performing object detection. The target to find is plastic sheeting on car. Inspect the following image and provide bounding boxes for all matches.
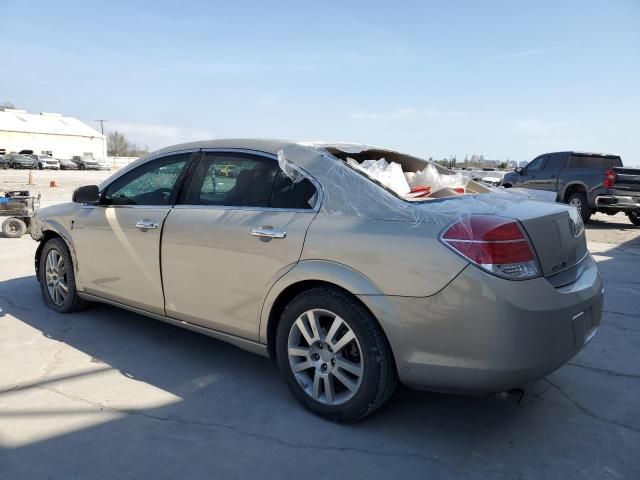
[276,143,564,228]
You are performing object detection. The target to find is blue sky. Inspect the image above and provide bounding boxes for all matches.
[1,0,639,164]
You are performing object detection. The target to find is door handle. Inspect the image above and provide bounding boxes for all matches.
[251,227,286,239]
[135,219,158,231]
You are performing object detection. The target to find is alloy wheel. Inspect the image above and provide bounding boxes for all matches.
[288,309,364,405]
[45,249,68,306]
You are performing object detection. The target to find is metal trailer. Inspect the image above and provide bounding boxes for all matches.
[0,191,40,238]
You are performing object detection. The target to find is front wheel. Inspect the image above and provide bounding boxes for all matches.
[627,210,640,226]
[39,237,89,313]
[276,287,397,422]
[568,192,592,223]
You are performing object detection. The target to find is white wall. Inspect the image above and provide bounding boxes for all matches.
[0,131,107,160]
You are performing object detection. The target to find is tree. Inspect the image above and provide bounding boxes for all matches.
[107,131,148,157]
[0,101,16,110]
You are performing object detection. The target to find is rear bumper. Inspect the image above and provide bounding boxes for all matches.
[595,194,640,210]
[361,254,603,394]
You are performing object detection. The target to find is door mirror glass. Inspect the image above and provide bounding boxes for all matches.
[72,185,99,204]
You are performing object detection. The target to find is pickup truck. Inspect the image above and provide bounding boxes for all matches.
[502,151,640,225]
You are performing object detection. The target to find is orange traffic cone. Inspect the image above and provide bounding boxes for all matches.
[50,180,57,188]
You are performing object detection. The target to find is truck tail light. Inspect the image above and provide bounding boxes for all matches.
[603,169,616,190]
[440,215,541,280]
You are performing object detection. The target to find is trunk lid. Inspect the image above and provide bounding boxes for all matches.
[518,207,587,276]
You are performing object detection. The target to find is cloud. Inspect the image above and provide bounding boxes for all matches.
[349,108,416,120]
[511,119,568,135]
[106,121,213,149]
[485,45,568,61]
[177,62,320,74]
[349,108,468,121]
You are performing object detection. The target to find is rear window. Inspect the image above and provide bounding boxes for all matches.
[567,155,622,169]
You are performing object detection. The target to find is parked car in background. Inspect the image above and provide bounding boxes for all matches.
[502,152,640,225]
[31,139,603,422]
[30,154,60,170]
[7,153,35,169]
[0,154,8,169]
[58,158,78,170]
[71,155,101,170]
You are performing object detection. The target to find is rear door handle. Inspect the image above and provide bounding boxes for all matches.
[136,219,158,231]
[251,227,286,239]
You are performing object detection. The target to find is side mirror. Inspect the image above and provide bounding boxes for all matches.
[515,167,523,174]
[72,185,99,204]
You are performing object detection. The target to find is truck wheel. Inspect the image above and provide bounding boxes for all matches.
[568,192,592,223]
[627,210,640,226]
[2,217,27,238]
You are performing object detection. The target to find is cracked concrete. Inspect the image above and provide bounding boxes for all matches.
[0,216,639,479]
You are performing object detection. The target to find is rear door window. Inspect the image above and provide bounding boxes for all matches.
[269,171,318,209]
[186,153,279,207]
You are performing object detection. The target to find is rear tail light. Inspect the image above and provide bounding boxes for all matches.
[603,169,616,190]
[440,215,541,280]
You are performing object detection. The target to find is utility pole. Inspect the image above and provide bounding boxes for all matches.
[95,119,107,134]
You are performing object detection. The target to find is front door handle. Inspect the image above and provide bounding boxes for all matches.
[136,219,158,231]
[251,226,286,239]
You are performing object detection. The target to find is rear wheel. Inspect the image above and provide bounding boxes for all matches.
[39,237,89,313]
[79,164,85,170]
[627,210,640,226]
[276,287,397,422]
[568,192,592,223]
[2,217,27,238]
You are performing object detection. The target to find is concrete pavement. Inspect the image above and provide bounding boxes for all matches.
[0,234,638,479]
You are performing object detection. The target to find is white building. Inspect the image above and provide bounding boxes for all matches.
[0,109,106,160]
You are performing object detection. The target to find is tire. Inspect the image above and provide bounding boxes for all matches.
[502,183,512,188]
[2,217,27,238]
[567,192,592,223]
[276,287,397,422]
[627,210,640,226]
[79,164,85,170]
[38,237,89,313]
[38,163,44,170]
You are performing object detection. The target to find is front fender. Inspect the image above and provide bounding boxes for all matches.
[33,218,80,284]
